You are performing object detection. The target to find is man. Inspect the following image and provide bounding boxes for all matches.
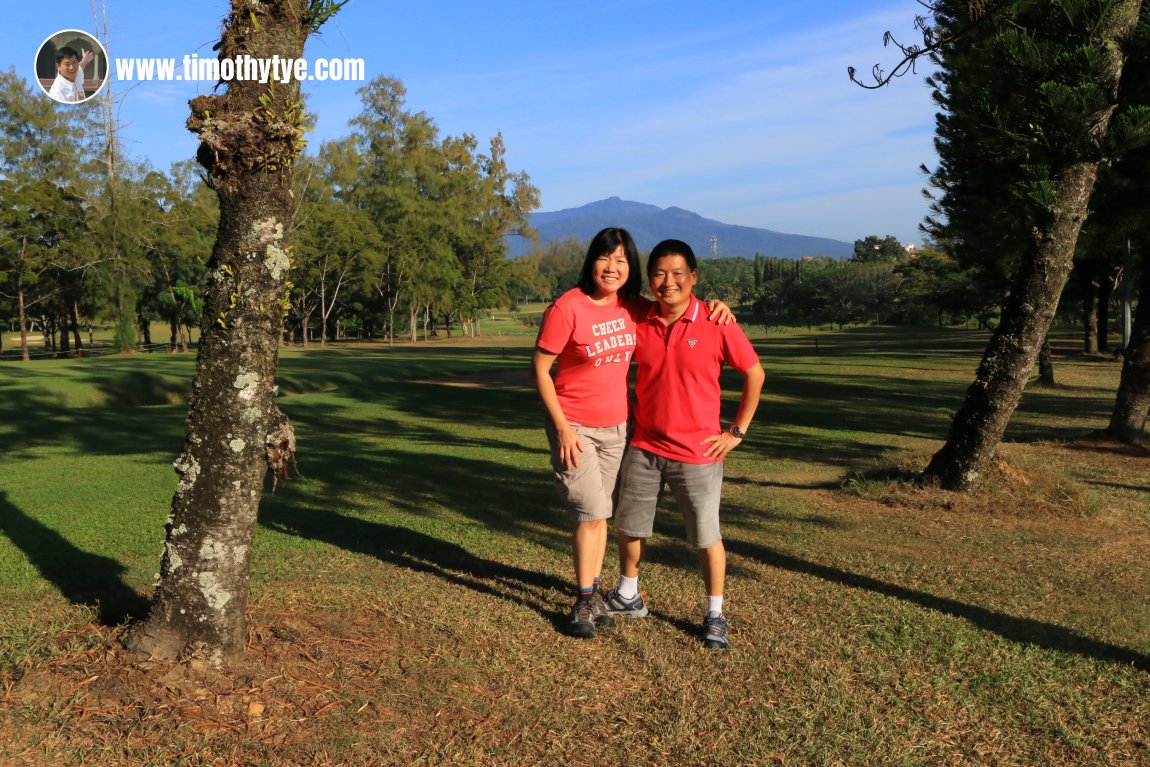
[604,239,764,649]
[48,46,94,103]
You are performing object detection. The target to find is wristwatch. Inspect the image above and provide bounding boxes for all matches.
[729,425,746,439]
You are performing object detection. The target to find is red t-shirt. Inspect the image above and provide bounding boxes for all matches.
[535,288,642,427]
[630,295,761,463]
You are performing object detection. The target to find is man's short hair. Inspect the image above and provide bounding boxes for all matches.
[56,46,80,64]
[647,239,698,275]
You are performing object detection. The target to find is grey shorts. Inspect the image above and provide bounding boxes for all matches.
[614,446,725,549]
[545,421,627,523]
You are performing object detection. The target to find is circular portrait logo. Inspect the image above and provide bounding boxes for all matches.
[35,29,108,104]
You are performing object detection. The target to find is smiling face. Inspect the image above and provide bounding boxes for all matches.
[56,55,80,83]
[649,254,698,317]
[589,245,630,300]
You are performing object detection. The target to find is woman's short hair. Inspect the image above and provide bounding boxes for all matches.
[576,227,642,301]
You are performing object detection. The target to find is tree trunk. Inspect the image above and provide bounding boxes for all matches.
[59,314,71,354]
[923,163,1110,490]
[1097,273,1112,351]
[1083,270,1100,354]
[1036,334,1055,387]
[18,235,29,362]
[42,316,56,353]
[70,297,83,354]
[300,309,313,348]
[921,0,1142,491]
[1106,259,1150,442]
[319,277,327,347]
[126,0,315,663]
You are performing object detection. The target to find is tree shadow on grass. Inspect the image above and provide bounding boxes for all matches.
[93,370,191,407]
[0,490,148,626]
[608,505,805,640]
[274,396,567,546]
[0,379,185,460]
[1084,479,1150,494]
[726,537,1150,672]
[722,474,843,491]
[259,502,571,629]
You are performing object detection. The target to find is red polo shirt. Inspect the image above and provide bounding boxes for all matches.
[630,295,761,463]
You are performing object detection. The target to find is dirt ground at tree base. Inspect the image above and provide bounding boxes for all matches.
[2,609,415,766]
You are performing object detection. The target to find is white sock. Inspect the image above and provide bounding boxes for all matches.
[617,575,639,600]
[706,595,724,617]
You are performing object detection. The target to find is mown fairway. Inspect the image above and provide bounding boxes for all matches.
[1,326,1147,766]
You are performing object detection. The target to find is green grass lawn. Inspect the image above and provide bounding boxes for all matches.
[0,327,1147,766]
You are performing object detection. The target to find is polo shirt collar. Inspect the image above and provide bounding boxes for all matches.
[645,295,703,323]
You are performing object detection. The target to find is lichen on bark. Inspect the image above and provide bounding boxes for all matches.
[125,0,320,664]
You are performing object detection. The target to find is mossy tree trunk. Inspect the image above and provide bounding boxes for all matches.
[126,0,325,663]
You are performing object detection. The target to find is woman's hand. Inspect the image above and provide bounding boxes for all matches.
[556,424,585,470]
[705,299,735,325]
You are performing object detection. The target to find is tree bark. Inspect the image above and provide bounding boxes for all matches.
[1097,273,1112,351]
[921,0,1142,491]
[126,0,313,663]
[1036,334,1055,387]
[923,161,1114,490]
[1083,270,1100,354]
[59,313,70,354]
[70,296,83,354]
[18,235,30,362]
[1106,259,1150,442]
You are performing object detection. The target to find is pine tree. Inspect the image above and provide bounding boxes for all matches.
[917,0,1146,489]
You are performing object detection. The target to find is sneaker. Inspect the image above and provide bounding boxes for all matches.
[591,589,616,628]
[565,599,596,638]
[703,612,729,649]
[602,588,649,618]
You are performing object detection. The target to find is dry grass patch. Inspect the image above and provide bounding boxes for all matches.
[840,443,1113,518]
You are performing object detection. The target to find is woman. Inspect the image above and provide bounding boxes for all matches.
[533,227,730,637]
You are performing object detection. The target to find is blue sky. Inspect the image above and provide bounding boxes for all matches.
[4,1,939,246]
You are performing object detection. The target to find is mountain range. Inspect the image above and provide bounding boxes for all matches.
[505,197,853,260]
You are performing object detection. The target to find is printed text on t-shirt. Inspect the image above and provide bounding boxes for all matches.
[584,330,636,362]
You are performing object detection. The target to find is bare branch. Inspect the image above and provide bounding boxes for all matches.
[849,14,942,89]
[849,0,1016,89]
